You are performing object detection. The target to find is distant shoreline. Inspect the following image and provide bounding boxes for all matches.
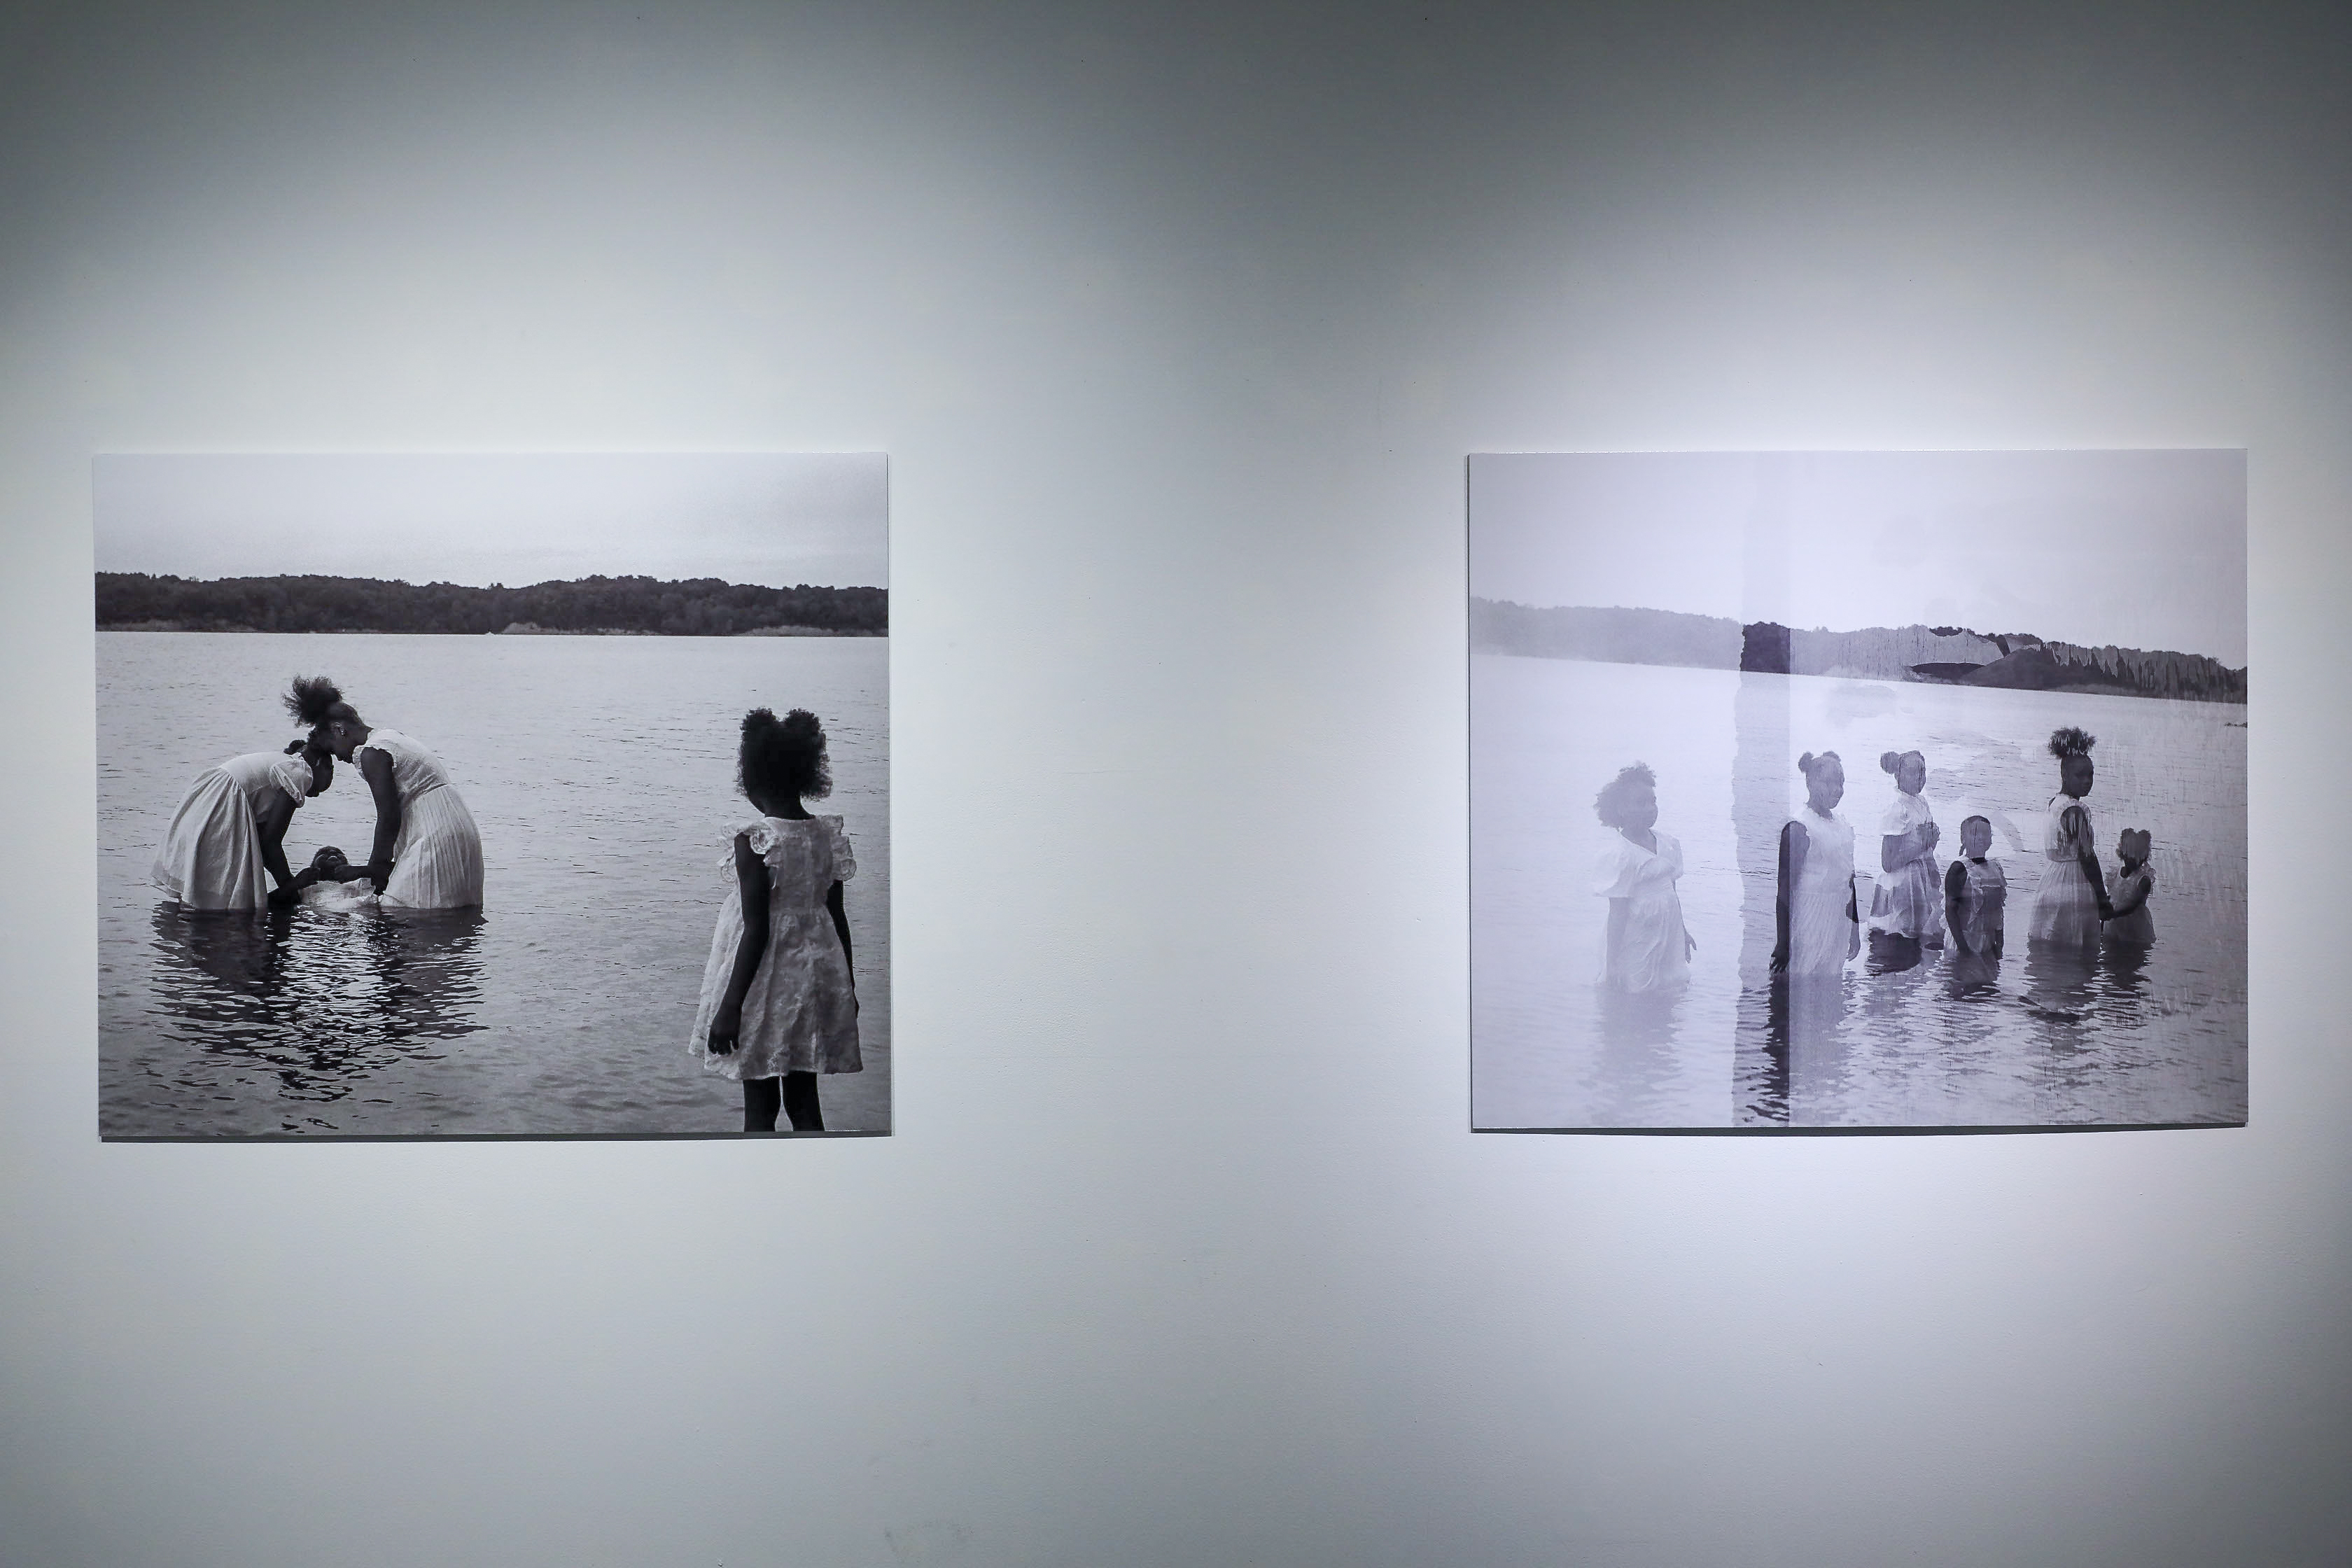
[1470,600,2246,705]
[99,620,886,637]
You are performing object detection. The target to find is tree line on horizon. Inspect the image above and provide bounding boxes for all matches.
[95,573,888,636]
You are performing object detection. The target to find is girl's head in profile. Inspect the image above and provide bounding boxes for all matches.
[1798,750,1845,811]
[1879,750,1926,795]
[739,707,832,813]
[1592,763,1658,836]
[2047,726,2097,797]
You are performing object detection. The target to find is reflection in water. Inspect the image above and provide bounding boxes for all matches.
[1591,986,1685,1124]
[144,902,486,1123]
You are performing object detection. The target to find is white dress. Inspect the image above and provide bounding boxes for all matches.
[1784,805,1856,976]
[150,751,313,910]
[1872,788,1944,944]
[354,729,484,909]
[1593,830,1690,992]
[2029,793,2100,945]
[689,816,862,1080]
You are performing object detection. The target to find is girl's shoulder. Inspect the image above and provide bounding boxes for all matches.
[729,813,850,855]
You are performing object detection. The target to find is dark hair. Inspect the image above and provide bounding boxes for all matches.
[2118,827,2152,861]
[1797,750,1842,782]
[739,707,831,804]
[1879,749,1924,775]
[1592,762,1656,830]
[2047,725,2096,760]
[1960,813,1991,834]
[281,733,335,792]
[284,675,345,729]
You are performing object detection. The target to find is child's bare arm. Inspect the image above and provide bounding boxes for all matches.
[707,836,772,1054]
[1943,860,1972,954]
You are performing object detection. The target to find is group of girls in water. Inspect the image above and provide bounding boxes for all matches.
[149,676,860,1133]
[1592,724,2157,995]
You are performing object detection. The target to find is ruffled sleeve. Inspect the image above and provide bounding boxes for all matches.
[1592,834,1641,898]
[269,755,313,808]
[827,816,856,883]
[1879,792,1928,836]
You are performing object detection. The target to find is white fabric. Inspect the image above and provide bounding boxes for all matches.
[2029,792,2100,944]
[689,815,861,1080]
[150,751,309,909]
[355,729,484,909]
[1872,786,1943,942]
[2104,864,2156,945]
[1786,805,1855,976]
[1592,829,1689,992]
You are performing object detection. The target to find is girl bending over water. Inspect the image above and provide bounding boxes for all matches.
[1772,751,1859,976]
[2027,726,2115,946]
[150,737,335,909]
[291,675,484,909]
[1591,762,1693,993]
[691,708,862,1133]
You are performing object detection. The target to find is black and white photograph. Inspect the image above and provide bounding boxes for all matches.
[97,453,890,1138]
[1471,450,2246,1130]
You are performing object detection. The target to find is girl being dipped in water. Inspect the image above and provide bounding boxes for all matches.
[1772,750,1860,977]
[690,708,862,1133]
[1592,762,1695,993]
[2027,726,2115,946]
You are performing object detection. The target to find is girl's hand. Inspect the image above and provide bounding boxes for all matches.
[1684,930,1698,959]
[366,857,394,890]
[1847,926,1861,961]
[1769,944,1788,974]
[1921,822,1940,853]
[706,1009,741,1055]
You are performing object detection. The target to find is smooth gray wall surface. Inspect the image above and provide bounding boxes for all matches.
[4,4,2347,1564]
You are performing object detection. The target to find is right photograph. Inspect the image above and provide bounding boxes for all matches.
[1469,450,2248,1131]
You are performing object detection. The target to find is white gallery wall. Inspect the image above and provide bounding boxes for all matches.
[4,2,2347,1562]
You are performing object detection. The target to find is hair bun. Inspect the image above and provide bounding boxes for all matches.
[1879,751,1898,773]
[780,708,823,743]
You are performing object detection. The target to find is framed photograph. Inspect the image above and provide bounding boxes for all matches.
[1469,451,2246,1131]
[97,453,889,1138]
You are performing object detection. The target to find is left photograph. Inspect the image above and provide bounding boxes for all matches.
[96,453,890,1139]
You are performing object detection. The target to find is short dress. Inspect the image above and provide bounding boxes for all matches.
[2028,793,2101,945]
[689,816,862,1080]
[1872,788,1945,944]
[1593,829,1690,993]
[354,729,484,909]
[150,750,313,909]
[1784,805,1856,976]
[1945,855,2008,958]
[2105,864,2156,945]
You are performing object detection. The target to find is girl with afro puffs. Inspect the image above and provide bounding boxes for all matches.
[690,708,862,1133]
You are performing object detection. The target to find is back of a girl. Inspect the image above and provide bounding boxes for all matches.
[687,707,862,1133]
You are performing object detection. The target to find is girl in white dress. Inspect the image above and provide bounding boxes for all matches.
[690,708,862,1133]
[150,741,333,909]
[1772,750,1859,977]
[1591,762,1693,993]
[2028,725,2114,946]
[2104,827,2157,946]
[294,676,485,909]
[1872,749,1944,949]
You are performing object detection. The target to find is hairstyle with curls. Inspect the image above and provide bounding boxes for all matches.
[738,707,832,805]
[1797,750,1842,783]
[2047,725,2096,760]
[1592,762,1657,830]
[1879,749,1925,775]
[2117,827,2152,862]
[284,674,351,731]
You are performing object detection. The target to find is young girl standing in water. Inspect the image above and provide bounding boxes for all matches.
[1591,762,1695,993]
[2028,726,2115,946]
[690,708,862,1133]
[1772,751,1860,976]
[2104,828,2157,946]
[1872,749,1943,951]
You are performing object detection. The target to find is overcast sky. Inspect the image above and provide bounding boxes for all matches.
[94,453,888,589]
[1470,450,2246,666]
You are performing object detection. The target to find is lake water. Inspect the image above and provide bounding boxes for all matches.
[98,632,889,1138]
[1471,656,2246,1129]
